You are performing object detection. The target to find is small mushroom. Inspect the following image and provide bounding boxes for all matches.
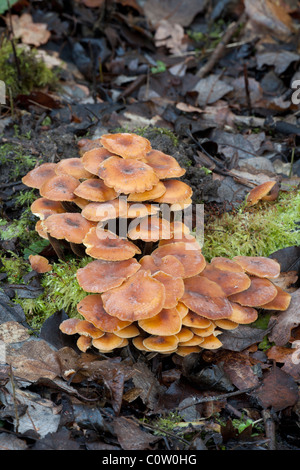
[176,345,201,356]
[81,198,128,222]
[76,258,141,293]
[77,137,102,156]
[138,307,182,336]
[182,311,212,329]
[182,276,233,320]
[83,227,141,260]
[152,271,185,309]
[127,181,166,202]
[151,241,206,278]
[175,327,194,343]
[210,257,245,273]
[29,254,52,273]
[100,133,152,159]
[260,285,291,311]
[81,147,117,175]
[114,324,140,338]
[233,256,281,279]
[139,254,185,278]
[92,333,126,352]
[74,178,118,202]
[126,203,160,219]
[59,317,81,335]
[31,198,65,220]
[101,269,166,321]
[42,213,95,244]
[200,264,251,296]
[200,334,223,350]
[228,302,258,324]
[142,335,179,353]
[228,277,278,307]
[55,158,92,179]
[153,179,193,204]
[40,174,80,201]
[245,181,277,206]
[144,149,186,179]
[98,156,159,194]
[75,320,105,338]
[22,163,57,189]
[77,294,131,332]
[77,336,93,352]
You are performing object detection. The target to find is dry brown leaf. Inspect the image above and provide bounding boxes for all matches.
[144,0,207,27]
[154,20,188,55]
[244,0,295,39]
[268,289,300,346]
[8,13,51,47]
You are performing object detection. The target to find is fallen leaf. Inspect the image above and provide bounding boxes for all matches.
[219,324,272,352]
[244,0,295,39]
[268,289,300,346]
[8,13,51,47]
[113,417,159,450]
[154,20,188,55]
[143,0,207,27]
[253,365,299,411]
[193,75,234,107]
[256,51,300,75]
[221,351,260,389]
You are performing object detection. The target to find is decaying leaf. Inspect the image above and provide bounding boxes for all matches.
[253,365,299,411]
[268,289,300,346]
[193,75,234,107]
[113,416,160,450]
[7,13,51,47]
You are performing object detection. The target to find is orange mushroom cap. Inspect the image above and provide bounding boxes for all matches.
[35,220,49,239]
[175,327,194,343]
[139,254,185,278]
[153,179,193,204]
[77,335,92,352]
[178,335,204,346]
[182,276,233,320]
[81,147,117,175]
[55,158,92,179]
[31,198,65,220]
[98,156,159,194]
[127,181,166,202]
[101,269,166,321]
[138,307,182,336]
[29,254,52,273]
[83,227,141,260]
[42,212,95,244]
[92,333,126,351]
[152,271,185,309]
[200,264,251,296]
[210,257,245,273]
[228,302,258,324]
[77,294,131,332]
[114,324,140,338]
[22,163,57,189]
[245,181,277,207]
[76,258,141,293]
[200,334,223,350]
[59,317,81,335]
[100,133,152,159]
[176,345,201,356]
[75,320,105,338]
[142,335,179,353]
[81,198,128,222]
[182,311,212,329]
[190,323,216,337]
[74,178,118,202]
[151,241,206,278]
[144,149,186,179]
[127,216,172,242]
[39,174,80,201]
[260,285,291,311]
[214,319,239,330]
[233,256,281,279]
[228,277,278,307]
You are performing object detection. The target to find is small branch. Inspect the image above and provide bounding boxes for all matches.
[196,11,248,79]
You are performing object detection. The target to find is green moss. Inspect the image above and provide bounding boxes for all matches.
[201,190,300,261]
[16,257,90,330]
[0,39,59,98]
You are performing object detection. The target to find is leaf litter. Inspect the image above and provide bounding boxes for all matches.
[0,0,299,451]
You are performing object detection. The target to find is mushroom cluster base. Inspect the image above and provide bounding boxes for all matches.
[22,133,292,357]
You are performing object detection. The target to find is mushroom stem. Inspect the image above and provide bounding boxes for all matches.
[47,234,65,260]
[143,241,154,256]
[61,201,81,213]
[70,242,86,258]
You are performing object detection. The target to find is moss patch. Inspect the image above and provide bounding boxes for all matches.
[0,39,59,98]
[202,189,300,261]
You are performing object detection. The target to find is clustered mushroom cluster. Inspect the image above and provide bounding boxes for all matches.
[22,133,291,357]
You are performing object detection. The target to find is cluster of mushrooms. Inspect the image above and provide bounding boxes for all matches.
[22,132,291,357]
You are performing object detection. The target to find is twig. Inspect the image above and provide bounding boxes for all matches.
[243,63,252,115]
[196,11,248,78]
[262,410,277,450]
[176,385,260,412]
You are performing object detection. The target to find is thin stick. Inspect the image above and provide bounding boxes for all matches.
[176,384,260,412]
[196,11,248,79]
